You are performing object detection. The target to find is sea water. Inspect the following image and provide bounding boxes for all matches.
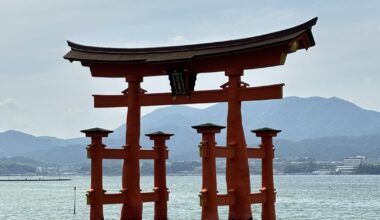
[0,175,379,219]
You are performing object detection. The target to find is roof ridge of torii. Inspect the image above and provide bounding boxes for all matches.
[65,17,317,55]
[64,17,317,78]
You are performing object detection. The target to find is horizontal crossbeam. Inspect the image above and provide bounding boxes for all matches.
[250,191,267,204]
[103,193,123,205]
[94,84,284,108]
[247,147,266,158]
[199,191,267,207]
[199,146,265,159]
[200,146,235,158]
[216,194,235,206]
[87,148,167,160]
[140,149,159,159]
[215,147,235,158]
[103,149,127,159]
[89,191,160,205]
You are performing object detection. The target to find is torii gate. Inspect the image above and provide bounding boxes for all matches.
[64,18,317,220]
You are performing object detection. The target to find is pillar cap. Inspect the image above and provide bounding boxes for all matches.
[81,127,113,138]
[192,123,225,129]
[251,127,281,137]
[192,123,225,133]
[145,131,174,140]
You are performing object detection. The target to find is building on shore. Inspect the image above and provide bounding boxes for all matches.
[336,156,366,174]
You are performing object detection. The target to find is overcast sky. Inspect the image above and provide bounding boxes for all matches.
[1,0,379,138]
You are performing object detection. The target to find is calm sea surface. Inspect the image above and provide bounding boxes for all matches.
[0,175,379,219]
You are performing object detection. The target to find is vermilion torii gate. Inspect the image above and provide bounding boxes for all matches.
[64,18,317,220]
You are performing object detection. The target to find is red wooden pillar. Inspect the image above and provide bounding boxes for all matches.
[252,128,281,220]
[145,131,173,220]
[225,69,252,219]
[82,128,113,220]
[121,75,143,220]
[192,123,225,220]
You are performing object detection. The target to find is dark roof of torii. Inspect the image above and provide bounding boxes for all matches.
[64,17,317,64]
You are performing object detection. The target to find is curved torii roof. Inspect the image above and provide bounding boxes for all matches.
[64,17,317,77]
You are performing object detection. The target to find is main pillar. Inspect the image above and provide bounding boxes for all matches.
[121,76,143,219]
[225,69,252,219]
[252,128,281,220]
[81,128,113,220]
[193,123,225,220]
[145,131,173,220]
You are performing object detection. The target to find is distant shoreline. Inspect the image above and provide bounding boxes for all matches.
[0,178,71,182]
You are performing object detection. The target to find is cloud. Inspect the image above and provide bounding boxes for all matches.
[0,98,18,110]
[169,35,185,44]
[0,98,28,131]
[66,107,86,114]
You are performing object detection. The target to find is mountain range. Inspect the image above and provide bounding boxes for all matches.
[1,96,380,164]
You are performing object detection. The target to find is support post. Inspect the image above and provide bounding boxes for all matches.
[81,128,113,220]
[192,123,225,220]
[121,75,143,220]
[251,128,281,220]
[145,131,173,220]
[225,69,252,219]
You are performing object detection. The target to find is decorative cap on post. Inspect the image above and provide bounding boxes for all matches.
[192,123,225,134]
[81,127,113,138]
[145,131,174,140]
[251,127,281,137]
